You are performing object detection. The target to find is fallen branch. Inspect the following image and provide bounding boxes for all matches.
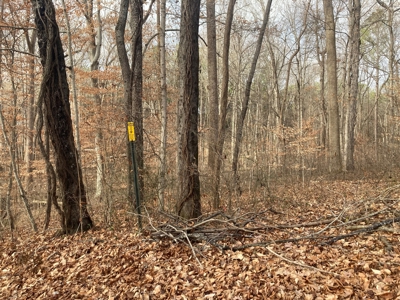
[323,216,400,245]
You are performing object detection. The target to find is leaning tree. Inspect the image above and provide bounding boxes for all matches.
[31,0,93,233]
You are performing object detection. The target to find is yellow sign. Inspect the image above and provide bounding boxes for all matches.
[127,122,136,141]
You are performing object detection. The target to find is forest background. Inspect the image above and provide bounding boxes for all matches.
[1,0,400,298]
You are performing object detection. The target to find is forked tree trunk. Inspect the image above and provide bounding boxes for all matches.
[176,0,201,219]
[31,0,93,233]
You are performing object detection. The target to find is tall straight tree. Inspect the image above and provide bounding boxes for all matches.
[176,0,201,219]
[77,0,104,200]
[323,0,341,171]
[157,0,167,211]
[212,0,236,209]
[232,0,273,194]
[115,0,144,203]
[343,0,361,171]
[206,0,218,170]
[376,0,397,141]
[31,0,93,233]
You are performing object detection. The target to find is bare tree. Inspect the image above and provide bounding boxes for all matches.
[212,0,236,209]
[176,0,201,219]
[31,0,93,233]
[232,0,273,194]
[77,0,104,200]
[376,0,399,142]
[323,0,341,172]
[206,0,218,170]
[157,0,167,211]
[115,0,144,204]
[343,0,361,171]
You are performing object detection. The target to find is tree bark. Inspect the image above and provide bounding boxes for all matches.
[343,0,361,171]
[206,0,218,170]
[31,0,93,233]
[157,0,167,211]
[176,0,201,219]
[212,0,236,209]
[60,0,81,157]
[24,28,37,190]
[323,0,342,172]
[116,0,144,206]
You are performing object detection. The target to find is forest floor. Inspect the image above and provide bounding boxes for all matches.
[1,176,400,299]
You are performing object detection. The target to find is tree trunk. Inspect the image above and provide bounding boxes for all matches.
[116,0,144,206]
[31,0,93,233]
[60,0,81,157]
[212,0,236,209]
[323,0,342,172]
[24,29,37,190]
[157,0,167,211]
[131,0,144,197]
[343,0,361,171]
[206,0,218,170]
[232,0,273,195]
[79,0,104,201]
[176,0,201,219]
[377,0,396,142]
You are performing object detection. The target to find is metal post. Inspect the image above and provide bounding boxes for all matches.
[127,122,142,231]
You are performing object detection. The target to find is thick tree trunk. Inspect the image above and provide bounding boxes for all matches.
[323,0,342,172]
[176,0,201,219]
[31,0,93,233]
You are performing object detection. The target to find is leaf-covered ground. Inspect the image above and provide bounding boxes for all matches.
[1,179,400,299]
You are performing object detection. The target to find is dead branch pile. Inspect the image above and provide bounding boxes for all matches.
[148,186,400,252]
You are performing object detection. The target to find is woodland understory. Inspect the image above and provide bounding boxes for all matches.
[1,173,400,299]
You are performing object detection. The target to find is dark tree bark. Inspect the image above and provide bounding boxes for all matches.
[31,0,93,233]
[176,0,201,219]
